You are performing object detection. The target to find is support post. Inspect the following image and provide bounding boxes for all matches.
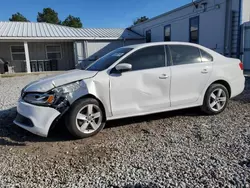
[24,41,31,73]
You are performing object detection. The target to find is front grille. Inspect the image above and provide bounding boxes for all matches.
[15,113,34,127]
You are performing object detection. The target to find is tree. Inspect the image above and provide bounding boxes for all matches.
[133,16,149,25]
[37,8,61,24]
[9,12,29,22]
[62,15,83,28]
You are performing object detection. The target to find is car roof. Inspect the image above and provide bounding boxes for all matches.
[124,42,205,49]
[123,42,222,58]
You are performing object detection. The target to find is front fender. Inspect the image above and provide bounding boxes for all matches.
[66,76,112,118]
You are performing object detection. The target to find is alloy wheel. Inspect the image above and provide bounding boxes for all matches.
[209,88,227,112]
[75,104,102,134]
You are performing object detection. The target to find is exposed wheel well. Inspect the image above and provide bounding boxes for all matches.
[74,94,107,120]
[210,80,231,97]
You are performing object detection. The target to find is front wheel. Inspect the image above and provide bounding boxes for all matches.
[65,98,106,139]
[201,84,229,115]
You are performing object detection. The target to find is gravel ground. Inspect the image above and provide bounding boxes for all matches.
[0,74,250,188]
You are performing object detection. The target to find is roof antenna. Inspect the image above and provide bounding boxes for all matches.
[192,0,199,8]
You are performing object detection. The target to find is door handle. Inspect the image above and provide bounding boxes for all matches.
[159,74,169,79]
[201,67,209,73]
[201,69,208,73]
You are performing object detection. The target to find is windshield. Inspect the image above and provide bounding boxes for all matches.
[86,48,133,71]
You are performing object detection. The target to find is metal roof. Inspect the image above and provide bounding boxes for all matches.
[0,22,143,40]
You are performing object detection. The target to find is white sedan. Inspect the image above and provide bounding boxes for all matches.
[14,42,245,138]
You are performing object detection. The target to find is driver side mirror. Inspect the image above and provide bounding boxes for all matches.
[115,63,132,72]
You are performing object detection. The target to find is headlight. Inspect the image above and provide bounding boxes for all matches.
[23,92,55,106]
[52,81,81,95]
[23,82,81,106]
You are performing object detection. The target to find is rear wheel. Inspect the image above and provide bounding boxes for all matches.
[65,98,106,138]
[201,84,229,115]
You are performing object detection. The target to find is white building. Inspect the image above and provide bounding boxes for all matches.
[0,22,144,73]
[131,0,249,58]
[242,0,250,23]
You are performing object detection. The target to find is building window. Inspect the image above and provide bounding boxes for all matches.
[146,30,151,43]
[11,46,25,60]
[189,16,199,44]
[46,45,62,59]
[164,25,171,41]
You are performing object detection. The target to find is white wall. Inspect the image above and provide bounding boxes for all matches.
[131,0,241,55]
[242,0,250,24]
[74,39,144,68]
[86,40,123,59]
[85,39,144,59]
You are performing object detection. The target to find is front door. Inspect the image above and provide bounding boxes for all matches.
[109,45,171,117]
[168,45,213,107]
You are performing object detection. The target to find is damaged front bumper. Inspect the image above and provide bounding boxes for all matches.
[14,100,61,137]
[14,81,89,137]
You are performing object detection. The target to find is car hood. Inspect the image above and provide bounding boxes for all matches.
[23,69,98,92]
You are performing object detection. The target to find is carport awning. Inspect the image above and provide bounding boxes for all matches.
[0,22,144,40]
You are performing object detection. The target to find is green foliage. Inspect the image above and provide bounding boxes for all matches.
[62,15,83,28]
[133,16,149,25]
[37,8,61,24]
[9,12,29,22]
[9,8,83,28]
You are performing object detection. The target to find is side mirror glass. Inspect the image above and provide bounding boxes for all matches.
[115,63,132,72]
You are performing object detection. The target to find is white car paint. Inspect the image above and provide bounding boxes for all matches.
[14,42,245,137]
[109,66,171,116]
[23,69,98,92]
[170,61,213,106]
[14,100,60,137]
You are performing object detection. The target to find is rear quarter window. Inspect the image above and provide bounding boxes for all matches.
[200,50,213,62]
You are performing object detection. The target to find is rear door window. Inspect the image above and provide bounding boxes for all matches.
[168,45,202,66]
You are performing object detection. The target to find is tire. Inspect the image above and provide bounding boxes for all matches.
[201,84,229,115]
[65,98,106,139]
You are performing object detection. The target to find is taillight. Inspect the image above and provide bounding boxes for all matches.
[239,62,243,70]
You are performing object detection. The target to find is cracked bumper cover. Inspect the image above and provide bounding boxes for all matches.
[14,100,61,137]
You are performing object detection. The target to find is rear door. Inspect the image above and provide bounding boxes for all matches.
[168,45,213,107]
[109,45,171,117]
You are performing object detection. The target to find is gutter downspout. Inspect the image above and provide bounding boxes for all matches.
[237,0,243,58]
[223,0,230,56]
[123,38,126,46]
[241,23,245,63]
